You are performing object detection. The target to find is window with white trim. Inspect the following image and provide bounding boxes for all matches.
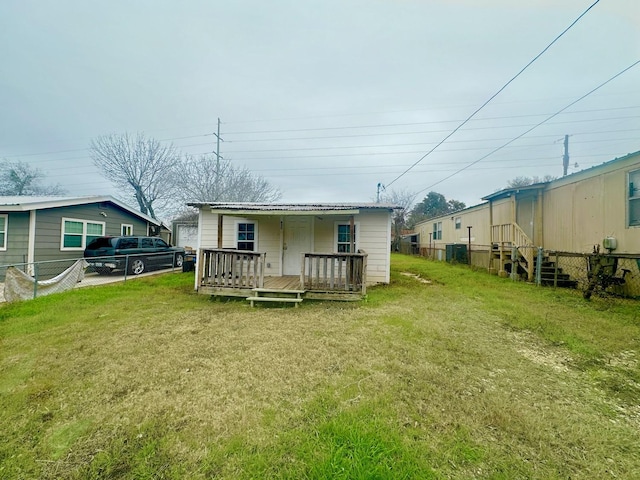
[121,224,133,236]
[433,221,442,240]
[336,223,358,253]
[629,169,640,227]
[236,222,256,251]
[61,218,105,250]
[454,217,461,230]
[0,214,7,250]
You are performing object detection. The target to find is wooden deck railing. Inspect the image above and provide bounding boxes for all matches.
[301,251,368,295]
[491,222,533,247]
[198,249,265,289]
[491,223,535,280]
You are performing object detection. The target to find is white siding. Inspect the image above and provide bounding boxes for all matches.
[357,210,392,284]
[256,217,281,275]
[197,208,393,285]
[198,212,282,275]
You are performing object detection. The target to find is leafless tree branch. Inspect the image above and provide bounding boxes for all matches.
[0,160,66,196]
[90,133,180,219]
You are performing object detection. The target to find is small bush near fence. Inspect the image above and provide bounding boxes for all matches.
[413,245,640,299]
[0,252,186,302]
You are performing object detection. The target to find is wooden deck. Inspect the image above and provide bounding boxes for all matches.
[197,249,367,302]
[264,275,302,290]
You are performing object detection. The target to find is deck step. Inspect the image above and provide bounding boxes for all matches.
[246,296,303,308]
[252,287,305,294]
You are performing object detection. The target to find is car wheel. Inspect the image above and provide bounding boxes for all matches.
[95,267,113,275]
[175,253,184,267]
[129,258,146,275]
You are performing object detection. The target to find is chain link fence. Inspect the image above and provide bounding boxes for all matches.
[414,244,640,299]
[0,252,189,302]
[418,245,493,271]
[549,251,640,299]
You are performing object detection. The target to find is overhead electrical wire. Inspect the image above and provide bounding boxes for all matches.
[2,101,635,159]
[43,159,602,188]
[384,0,602,189]
[412,59,640,195]
[222,105,640,136]
[9,128,638,171]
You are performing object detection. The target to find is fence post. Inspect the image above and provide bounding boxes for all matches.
[535,247,543,286]
[33,263,39,299]
[510,246,518,281]
[553,251,559,288]
[124,255,129,283]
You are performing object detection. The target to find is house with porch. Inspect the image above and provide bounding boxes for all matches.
[188,202,396,304]
[414,150,640,287]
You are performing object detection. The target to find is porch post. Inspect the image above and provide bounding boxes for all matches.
[349,215,355,253]
[488,200,494,243]
[217,214,223,248]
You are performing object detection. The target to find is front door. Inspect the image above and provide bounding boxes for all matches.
[516,195,535,241]
[283,217,311,275]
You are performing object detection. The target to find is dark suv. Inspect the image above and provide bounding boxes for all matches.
[84,236,185,275]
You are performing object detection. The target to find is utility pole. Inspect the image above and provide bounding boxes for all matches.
[213,118,224,199]
[562,134,569,176]
[213,117,224,173]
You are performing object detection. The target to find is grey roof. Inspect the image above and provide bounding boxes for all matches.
[481,182,547,201]
[188,202,399,211]
[483,150,640,201]
[0,195,161,225]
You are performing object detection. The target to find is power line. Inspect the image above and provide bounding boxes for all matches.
[12,128,638,170]
[385,0,602,189]
[227,138,640,162]
[43,160,598,187]
[3,104,637,159]
[413,60,640,196]
[221,115,640,144]
[223,105,640,136]
[9,111,630,161]
[3,105,636,161]
[220,87,636,126]
[12,129,639,172]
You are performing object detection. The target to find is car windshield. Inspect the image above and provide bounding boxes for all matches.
[86,237,116,250]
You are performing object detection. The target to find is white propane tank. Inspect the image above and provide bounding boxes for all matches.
[603,236,617,251]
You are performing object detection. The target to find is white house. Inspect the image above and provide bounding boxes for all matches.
[188,202,396,303]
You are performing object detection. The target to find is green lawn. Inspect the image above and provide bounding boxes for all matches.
[1,254,639,479]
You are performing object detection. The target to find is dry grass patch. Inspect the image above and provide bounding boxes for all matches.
[2,262,640,479]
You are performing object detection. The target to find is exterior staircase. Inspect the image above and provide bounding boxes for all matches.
[490,222,576,288]
[246,287,304,307]
[491,222,535,281]
[534,257,578,288]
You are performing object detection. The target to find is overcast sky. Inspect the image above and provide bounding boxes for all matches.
[1,0,639,212]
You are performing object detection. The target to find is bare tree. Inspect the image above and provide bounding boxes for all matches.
[90,133,180,219]
[506,175,556,188]
[0,160,66,196]
[176,154,282,203]
[379,189,417,250]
